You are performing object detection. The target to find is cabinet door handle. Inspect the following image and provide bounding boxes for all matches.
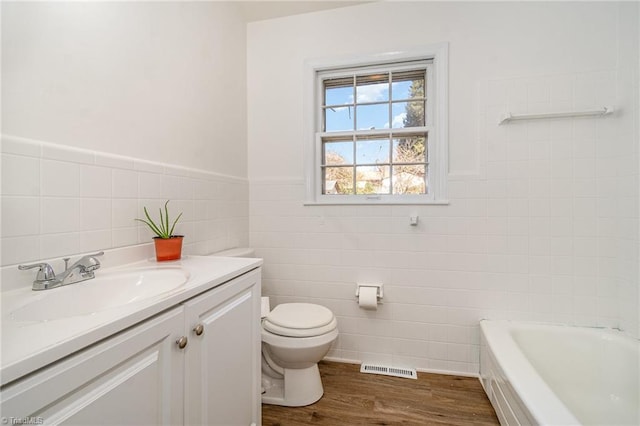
[176,336,188,349]
[193,324,204,336]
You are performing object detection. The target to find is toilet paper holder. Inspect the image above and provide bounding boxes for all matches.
[355,283,384,300]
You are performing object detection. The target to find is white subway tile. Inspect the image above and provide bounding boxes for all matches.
[507,199,529,217]
[2,196,40,237]
[573,198,596,217]
[573,138,596,160]
[79,229,112,253]
[112,169,139,198]
[112,199,138,228]
[507,140,529,161]
[573,216,597,237]
[507,217,529,235]
[2,154,40,196]
[112,227,138,247]
[527,80,550,104]
[162,175,186,200]
[80,199,111,231]
[40,232,80,260]
[393,338,429,358]
[1,236,39,266]
[41,198,79,234]
[80,165,112,198]
[139,172,163,198]
[549,75,573,103]
[41,160,79,197]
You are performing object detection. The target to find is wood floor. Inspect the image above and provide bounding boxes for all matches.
[262,361,499,426]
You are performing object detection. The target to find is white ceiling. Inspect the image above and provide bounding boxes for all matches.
[238,1,369,22]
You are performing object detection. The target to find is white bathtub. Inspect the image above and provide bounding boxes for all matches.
[480,320,639,426]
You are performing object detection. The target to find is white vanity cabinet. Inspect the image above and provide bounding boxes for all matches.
[0,306,185,425]
[0,268,261,426]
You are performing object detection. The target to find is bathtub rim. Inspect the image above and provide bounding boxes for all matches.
[480,319,582,426]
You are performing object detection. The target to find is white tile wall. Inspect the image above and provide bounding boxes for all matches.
[250,71,639,376]
[0,135,249,269]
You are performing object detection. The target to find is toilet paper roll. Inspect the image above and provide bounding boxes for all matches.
[358,286,378,310]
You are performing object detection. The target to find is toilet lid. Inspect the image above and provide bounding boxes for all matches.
[265,303,334,329]
[263,303,337,337]
[266,303,333,329]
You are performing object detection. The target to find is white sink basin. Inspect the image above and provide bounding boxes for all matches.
[9,266,190,322]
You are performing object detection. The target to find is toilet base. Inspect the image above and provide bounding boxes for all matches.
[261,364,324,407]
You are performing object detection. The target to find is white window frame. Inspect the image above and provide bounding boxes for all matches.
[303,43,449,205]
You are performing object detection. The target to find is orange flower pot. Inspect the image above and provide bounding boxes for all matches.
[153,236,184,261]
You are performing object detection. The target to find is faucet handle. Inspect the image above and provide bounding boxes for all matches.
[18,262,57,281]
[83,251,104,272]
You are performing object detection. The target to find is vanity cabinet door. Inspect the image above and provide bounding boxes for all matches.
[0,307,185,426]
[183,269,261,426]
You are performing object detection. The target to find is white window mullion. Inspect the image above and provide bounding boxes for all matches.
[351,134,356,195]
[318,127,429,140]
[352,75,357,131]
[388,133,394,195]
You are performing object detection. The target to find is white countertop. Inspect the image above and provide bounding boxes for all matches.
[0,255,262,385]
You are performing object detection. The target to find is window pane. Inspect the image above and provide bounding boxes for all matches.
[324,141,354,165]
[393,135,426,163]
[324,106,354,131]
[356,74,389,103]
[323,167,354,194]
[389,107,407,128]
[392,164,426,194]
[325,85,353,106]
[391,70,425,101]
[392,101,424,128]
[391,80,413,101]
[356,166,390,194]
[356,138,390,165]
[324,77,353,106]
[356,103,388,130]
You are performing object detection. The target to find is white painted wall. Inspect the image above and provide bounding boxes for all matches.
[247,2,639,374]
[1,2,249,269]
[2,1,247,176]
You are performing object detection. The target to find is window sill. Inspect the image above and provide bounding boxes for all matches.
[303,199,450,206]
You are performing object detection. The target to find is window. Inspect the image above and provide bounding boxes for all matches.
[304,45,448,205]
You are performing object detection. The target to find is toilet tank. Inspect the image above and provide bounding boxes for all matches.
[212,247,255,258]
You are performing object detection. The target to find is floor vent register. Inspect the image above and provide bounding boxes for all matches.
[360,363,417,380]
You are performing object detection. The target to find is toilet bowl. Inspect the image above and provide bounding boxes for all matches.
[212,248,339,407]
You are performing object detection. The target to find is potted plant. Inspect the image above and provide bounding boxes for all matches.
[136,200,184,261]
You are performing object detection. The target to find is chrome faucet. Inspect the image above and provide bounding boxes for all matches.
[18,251,104,291]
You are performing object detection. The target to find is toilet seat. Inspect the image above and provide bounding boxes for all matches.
[263,303,337,338]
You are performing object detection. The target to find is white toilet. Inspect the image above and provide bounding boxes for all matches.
[213,248,339,407]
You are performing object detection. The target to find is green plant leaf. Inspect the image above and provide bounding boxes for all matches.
[158,207,165,236]
[135,200,182,239]
[143,206,165,237]
[164,200,170,237]
[169,212,183,236]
